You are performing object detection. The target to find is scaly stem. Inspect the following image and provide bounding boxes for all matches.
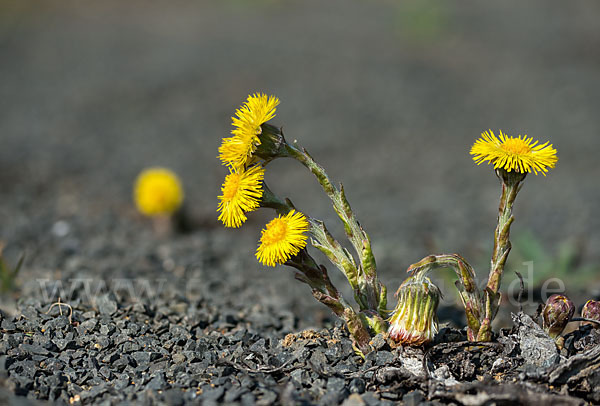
[478,169,525,341]
[407,254,482,341]
[262,183,366,309]
[308,218,364,308]
[286,250,372,354]
[260,183,373,352]
[259,182,291,214]
[283,142,385,317]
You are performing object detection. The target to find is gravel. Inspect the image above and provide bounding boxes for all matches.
[2,279,600,405]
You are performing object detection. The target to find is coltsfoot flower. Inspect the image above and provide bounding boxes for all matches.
[470,130,558,175]
[542,294,575,339]
[388,276,440,346]
[217,165,265,228]
[134,167,184,216]
[581,300,600,326]
[219,93,280,169]
[256,209,309,267]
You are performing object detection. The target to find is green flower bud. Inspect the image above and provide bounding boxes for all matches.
[542,294,575,339]
[253,123,289,163]
[388,276,440,346]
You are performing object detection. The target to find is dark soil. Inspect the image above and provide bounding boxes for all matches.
[2,0,600,405]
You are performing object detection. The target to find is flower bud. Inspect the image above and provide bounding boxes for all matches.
[252,123,289,163]
[581,300,600,327]
[388,276,440,346]
[542,294,575,339]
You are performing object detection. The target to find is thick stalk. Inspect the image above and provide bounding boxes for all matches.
[478,170,525,341]
[308,218,365,309]
[286,250,372,354]
[262,183,365,308]
[260,182,375,350]
[283,142,384,315]
[259,182,291,214]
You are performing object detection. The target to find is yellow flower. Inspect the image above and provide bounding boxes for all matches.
[256,210,309,267]
[219,93,280,168]
[134,167,184,216]
[470,130,558,175]
[217,165,265,228]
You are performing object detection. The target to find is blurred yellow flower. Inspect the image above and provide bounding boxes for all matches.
[470,130,557,175]
[256,210,309,267]
[134,167,184,216]
[219,93,280,169]
[217,165,265,228]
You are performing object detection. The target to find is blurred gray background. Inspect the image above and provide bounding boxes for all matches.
[1,0,599,321]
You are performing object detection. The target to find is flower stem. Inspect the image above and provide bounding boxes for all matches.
[259,182,291,214]
[283,142,386,317]
[478,169,525,341]
[259,184,374,352]
[286,250,372,354]
[308,218,363,306]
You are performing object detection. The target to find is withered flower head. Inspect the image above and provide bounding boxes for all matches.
[388,276,440,346]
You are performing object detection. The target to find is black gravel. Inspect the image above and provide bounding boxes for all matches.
[2,275,600,405]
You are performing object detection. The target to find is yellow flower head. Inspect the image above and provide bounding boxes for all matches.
[219,93,280,168]
[134,167,184,216]
[470,130,557,175]
[256,209,309,267]
[217,165,265,228]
